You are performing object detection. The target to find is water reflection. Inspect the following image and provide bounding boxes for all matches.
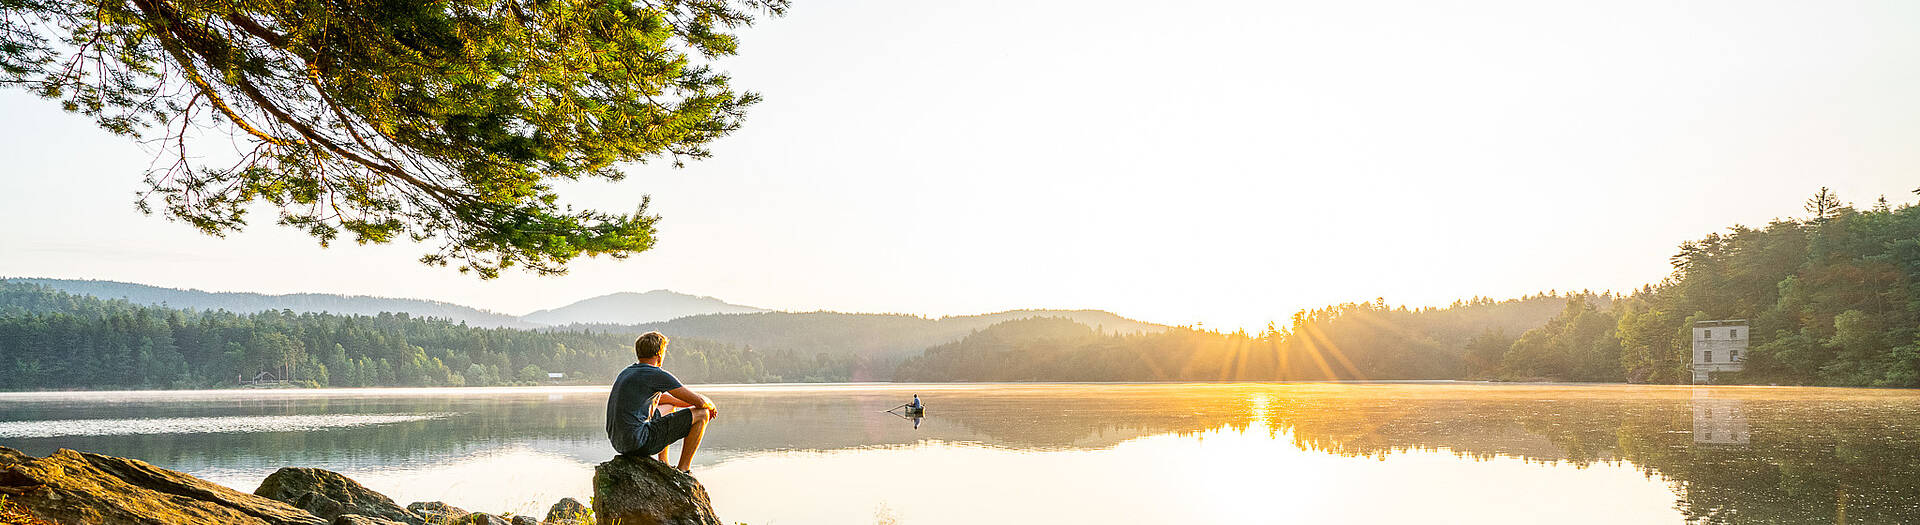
[0,383,1915,524]
[1691,389,1749,446]
[884,411,923,429]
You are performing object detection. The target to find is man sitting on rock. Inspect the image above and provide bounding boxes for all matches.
[606,331,718,473]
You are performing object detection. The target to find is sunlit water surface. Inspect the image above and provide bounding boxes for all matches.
[2,383,1916,524]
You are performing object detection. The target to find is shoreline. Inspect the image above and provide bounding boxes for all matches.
[0,379,1902,398]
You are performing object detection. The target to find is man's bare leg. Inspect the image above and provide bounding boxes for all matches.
[676,408,711,471]
[655,407,673,462]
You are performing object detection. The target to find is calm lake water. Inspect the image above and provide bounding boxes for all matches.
[2,382,1917,524]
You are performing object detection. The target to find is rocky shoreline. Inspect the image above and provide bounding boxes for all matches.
[0,447,717,525]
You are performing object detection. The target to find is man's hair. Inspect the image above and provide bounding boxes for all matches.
[635,331,669,359]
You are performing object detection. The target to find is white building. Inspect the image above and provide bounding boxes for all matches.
[1691,319,1748,383]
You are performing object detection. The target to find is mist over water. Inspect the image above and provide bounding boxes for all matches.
[1,383,1916,524]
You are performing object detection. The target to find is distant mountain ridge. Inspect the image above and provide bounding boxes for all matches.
[7,278,537,328]
[7,278,771,328]
[519,290,767,326]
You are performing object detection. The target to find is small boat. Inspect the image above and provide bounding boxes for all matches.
[891,395,926,416]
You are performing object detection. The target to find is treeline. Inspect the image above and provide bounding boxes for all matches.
[9,191,1914,389]
[0,282,864,390]
[897,190,1920,387]
[564,309,1165,360]
[895,293,1570,382]
[1495,189,1920,386]
[9,278,532,328]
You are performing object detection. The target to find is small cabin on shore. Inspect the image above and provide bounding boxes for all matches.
[238,371,288,386]
[1691,319,1748,384]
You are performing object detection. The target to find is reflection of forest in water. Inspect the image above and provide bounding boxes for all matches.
[1,383,1915,523]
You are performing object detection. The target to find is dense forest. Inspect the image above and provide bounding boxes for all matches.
[5,190,1916,389]
[898,190,1920,387]
[893,295,1571,382]
[0,283,864,390]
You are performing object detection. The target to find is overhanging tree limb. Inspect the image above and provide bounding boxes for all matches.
[2,0,787,277]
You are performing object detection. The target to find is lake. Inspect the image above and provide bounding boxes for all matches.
[1,382,1917,524]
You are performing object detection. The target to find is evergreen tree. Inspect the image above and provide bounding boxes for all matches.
[1,0,787,277]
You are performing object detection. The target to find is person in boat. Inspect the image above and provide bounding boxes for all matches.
[909,394,922,410]
[606,331,718,473]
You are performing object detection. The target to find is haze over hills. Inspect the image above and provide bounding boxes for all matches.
[520,290,766,326]
[6,278,772,328]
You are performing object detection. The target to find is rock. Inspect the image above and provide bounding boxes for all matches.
[0,489,55,525]
[257,468,424,525]
[544,497,589,525]
[295,491,349,520]
[512,516,540,525]
[407,501,470,522]
[591,455,720,525]
[334,515,409,525]
[0,446,327,525]
[451,512,510,525]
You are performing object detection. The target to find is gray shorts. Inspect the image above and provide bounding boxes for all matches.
[631,408,694,456]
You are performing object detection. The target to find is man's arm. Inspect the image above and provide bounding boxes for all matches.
[657,392,695,408]
[667,386,718,419]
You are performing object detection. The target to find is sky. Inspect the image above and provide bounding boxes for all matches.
[2,0,1918,330]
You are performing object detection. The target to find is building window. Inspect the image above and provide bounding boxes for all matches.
[1704,350,1713,363]
[1731,329,1739,338]
[1731,350,1739,361]
[1705,329,1713,339]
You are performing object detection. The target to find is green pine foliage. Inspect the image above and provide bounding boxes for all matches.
[1,0,786,278]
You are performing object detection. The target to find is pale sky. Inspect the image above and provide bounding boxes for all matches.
[2,0,1917,330]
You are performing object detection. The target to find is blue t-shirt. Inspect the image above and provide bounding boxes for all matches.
[605,363,685,455]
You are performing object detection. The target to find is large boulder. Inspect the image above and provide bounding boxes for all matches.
[293,491,349,520]
[0,446,327,525]
[544,497,589,525]
[591,456,719,525]
[256,468,424,525]
[511,516,540,525]
[407,501,469,522]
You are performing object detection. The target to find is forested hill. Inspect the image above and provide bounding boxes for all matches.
[558,309,1168,360]
[1497,191,1920,387]
[0,282,862,390]
[8,191,1912,389]
[8,279,780,329]
[893,295,1571,382]
[894,191,1920,387]
[9,278,534,329]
